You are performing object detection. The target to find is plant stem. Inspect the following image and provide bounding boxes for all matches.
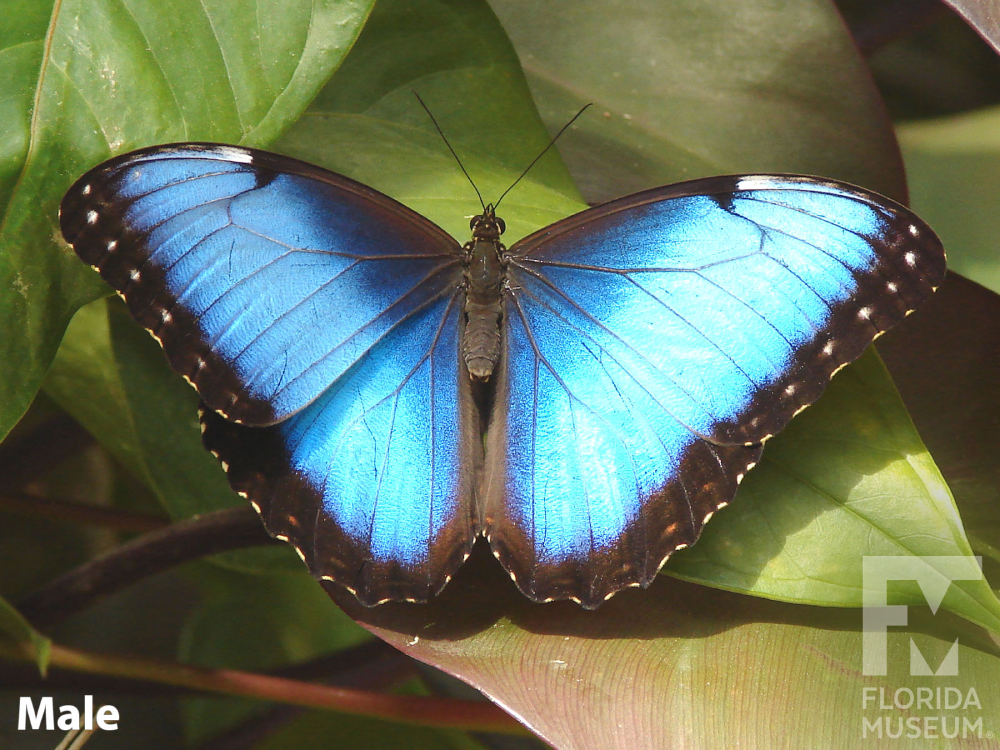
[0,639,413,695]
[0,641,527,735]
[193,643,416,750]
[17,507,277,631]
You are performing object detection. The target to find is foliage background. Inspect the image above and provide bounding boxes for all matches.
[0,0,999,747]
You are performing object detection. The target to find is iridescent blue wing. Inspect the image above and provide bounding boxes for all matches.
[200,292,479,604]
[61,144,478,604]
[485,175,945,607]
[60,144,463,426]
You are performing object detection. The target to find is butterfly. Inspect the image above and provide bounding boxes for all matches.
[59,141,945,608]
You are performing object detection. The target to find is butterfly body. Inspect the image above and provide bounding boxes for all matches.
[60,143,945,608]
[461,206,507,380]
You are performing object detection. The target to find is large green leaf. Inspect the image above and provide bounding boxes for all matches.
[0,1,51,209]
[44,297,237,517]
[44,298,155,490]
[338,563,1000,748]
[490,0,906,203]
[666,349,1000,634]
[274,0,584,241]
[0,0,374,445]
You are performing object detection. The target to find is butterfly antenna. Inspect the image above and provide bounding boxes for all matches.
[412,90,487,213]
[493,103,592,211]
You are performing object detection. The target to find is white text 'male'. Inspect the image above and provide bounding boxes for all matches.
[18,696,118,731]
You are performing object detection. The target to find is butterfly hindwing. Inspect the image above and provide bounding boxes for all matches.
[484,175,945,607]
[201,291,479,604]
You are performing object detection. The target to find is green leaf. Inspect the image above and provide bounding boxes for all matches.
[335,563,1000,747]
[667,348,1000,633]
[491,0,907,203]
[0,0,52,210]
[0,594,50,674]
[45,298,231,518]
[898,106,1000,294]
[273,0,585,243]
[0,0,374,445]
[44,298,154,489]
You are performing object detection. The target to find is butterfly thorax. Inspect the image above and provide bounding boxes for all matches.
[462,206,507,381]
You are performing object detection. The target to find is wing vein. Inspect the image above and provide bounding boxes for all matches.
[313,292,463,519]
[260,260,462,401]
[511,264,721,438]
[508,294,644,485]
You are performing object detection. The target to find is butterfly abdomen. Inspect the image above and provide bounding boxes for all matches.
[462,237,504,380]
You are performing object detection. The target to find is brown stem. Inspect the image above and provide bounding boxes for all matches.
[0,639,412,697]
[17,506,277,631]
[193,641,419,749]
[0,641,526,735]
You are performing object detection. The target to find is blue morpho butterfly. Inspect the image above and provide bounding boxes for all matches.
[59,113,945,609]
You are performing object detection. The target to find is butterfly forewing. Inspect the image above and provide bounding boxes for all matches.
[484,175,945,607]
[60,144,465,426]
